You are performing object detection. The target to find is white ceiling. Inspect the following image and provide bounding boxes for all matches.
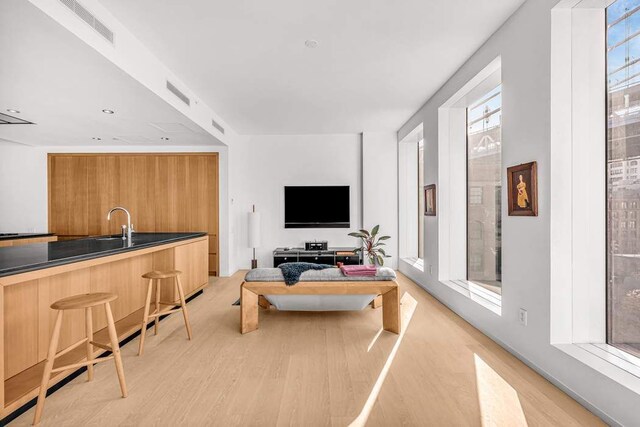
[99,0,525,134]
[0,0,222,147]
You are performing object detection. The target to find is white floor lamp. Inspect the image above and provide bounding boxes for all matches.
[248,205,261,269]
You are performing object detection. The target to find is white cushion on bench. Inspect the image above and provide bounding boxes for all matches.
[244,266,397,282]
[244,267,396,311]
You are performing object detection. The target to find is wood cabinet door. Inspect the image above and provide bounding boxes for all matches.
[87,155,117,236]
[154,155,190,232]
[115,156,157,233]
[48,155,89,236]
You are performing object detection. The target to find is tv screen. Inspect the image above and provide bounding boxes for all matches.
[284,186,350,228]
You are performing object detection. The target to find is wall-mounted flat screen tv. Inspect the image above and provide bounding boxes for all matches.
[284,186,350,228]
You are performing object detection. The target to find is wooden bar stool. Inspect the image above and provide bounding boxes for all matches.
[138,270,193,356]
[33,292,127,425]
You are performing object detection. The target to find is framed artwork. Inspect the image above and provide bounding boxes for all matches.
[507,161,538,216]
[424,184,436,216]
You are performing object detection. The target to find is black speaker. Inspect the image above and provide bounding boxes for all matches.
[305,241,328,251]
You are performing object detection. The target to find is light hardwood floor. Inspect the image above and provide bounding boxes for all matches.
[11,271,604,426]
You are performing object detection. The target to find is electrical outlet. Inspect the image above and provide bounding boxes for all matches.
[519,308,528,326]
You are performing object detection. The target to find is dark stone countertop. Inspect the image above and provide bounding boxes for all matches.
[0,232,206,277]
[0,233,55,241]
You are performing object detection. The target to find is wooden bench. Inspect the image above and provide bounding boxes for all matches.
[240,280,400,334]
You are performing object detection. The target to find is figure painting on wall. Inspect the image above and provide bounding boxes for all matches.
[507,161,538,216]
[424,184,436,216]
[517,174,529,209]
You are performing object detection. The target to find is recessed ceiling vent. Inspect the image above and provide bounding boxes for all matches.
[59,0,114,44]
[0,112,33,125]
[166,81,190,106]
[211,118,225,134]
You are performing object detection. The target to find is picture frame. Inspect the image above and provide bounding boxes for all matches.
[424,184,436,216]
[507,161,538,216]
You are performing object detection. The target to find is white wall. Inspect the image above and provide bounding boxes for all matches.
[230,133,399,271]
[397,0,640,424]
[230,134,363,270]
[0,142,48,232]
[362,132,398,269]
[0,142,232,276]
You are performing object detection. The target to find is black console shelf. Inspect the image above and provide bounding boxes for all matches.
[273,247,362,267]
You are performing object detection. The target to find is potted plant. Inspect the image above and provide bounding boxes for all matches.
[348,225,390,266]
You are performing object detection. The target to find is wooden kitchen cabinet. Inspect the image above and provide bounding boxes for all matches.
[48,153,219,275]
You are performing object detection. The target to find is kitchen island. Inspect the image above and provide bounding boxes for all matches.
[0,232,208,420]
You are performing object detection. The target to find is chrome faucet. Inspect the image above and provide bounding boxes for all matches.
[107,207,134,242]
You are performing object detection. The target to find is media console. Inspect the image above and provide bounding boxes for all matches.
[273,247,362,267]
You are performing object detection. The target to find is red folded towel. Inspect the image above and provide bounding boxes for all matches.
[340,264,377,277]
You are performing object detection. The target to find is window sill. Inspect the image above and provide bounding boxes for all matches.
[554,342,640,395]
[439,280,502,315]
[401,257,424,272]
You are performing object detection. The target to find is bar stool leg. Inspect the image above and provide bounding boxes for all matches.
[104,302,127,398]
[175,275,193,340]
[33,311,64,425]
[85,307,94,381]
[154,278,161,335]
[138,278,153,356]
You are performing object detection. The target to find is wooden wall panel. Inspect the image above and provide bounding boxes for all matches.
[151,248,177,301]
[38,271,91,357]
[48,156,89,236]
[48,154,219,275]
[87,155,118,236]
[89,255,152,330]
[4,281,39,378]
[116,156,157,234]
[207,156,218,236]
[175,239,209,296]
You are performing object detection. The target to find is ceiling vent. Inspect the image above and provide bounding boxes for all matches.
[59,0,114,44]
[211,118,225,135]
[0,112,34,125]
[166,81,190,106]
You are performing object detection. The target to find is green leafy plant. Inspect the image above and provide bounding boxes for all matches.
[348,225,390,266]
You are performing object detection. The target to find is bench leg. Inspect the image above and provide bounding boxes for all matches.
[371,295,383,309]
[241,284,259,334]
[382,287,400,334]
[258,295,271,310]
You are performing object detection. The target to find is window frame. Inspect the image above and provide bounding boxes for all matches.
[465,84,503,292]
[436,56,503,315]
[398,124,424,268]
[418,138,425,260]
[551,0,640,395]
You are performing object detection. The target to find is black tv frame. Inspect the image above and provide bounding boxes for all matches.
[284,185,350,229]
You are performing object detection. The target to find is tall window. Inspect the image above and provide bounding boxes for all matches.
[418,138,425,260]
[467,85,502,294]
[607,0,640,357]
[398,124,423,263]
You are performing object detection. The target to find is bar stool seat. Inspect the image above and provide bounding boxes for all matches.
[50,292,117,310]
[138,270,193,356]
[142,270,181,280]
[33,292,127,425]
